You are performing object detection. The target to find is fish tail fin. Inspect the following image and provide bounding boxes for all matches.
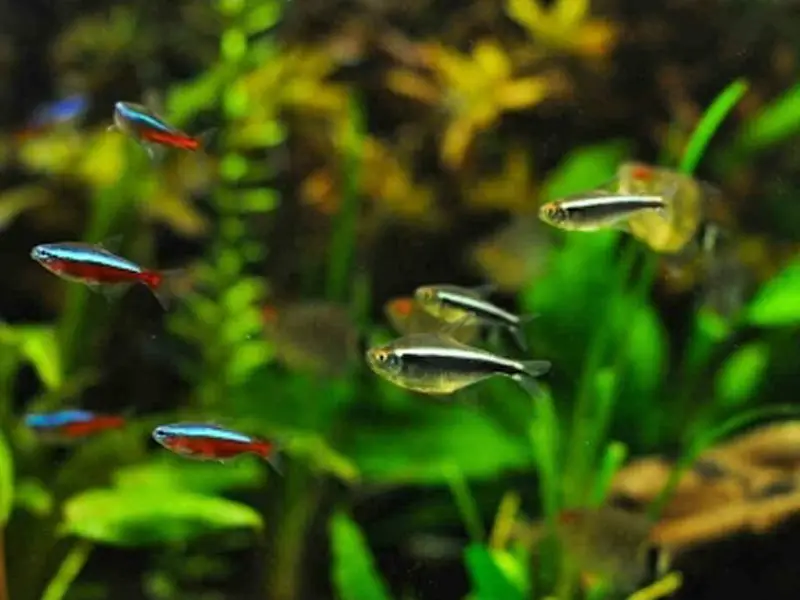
[195,128,220,155]
[507,313,539,351]
[657,180,680,221]
[256,441,283,476]
[148,268,191,311]
[513,360,552,396]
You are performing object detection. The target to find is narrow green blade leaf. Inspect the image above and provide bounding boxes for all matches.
[679,79,748,174]
[330,511,393,600]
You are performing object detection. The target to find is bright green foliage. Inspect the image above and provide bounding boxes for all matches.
[733,80,800,153]
[465,544,528,600]
[62,487,263,547]
[540,140,629,201]
[714,342,770,408]
[0,324,62,391]
[342,400,533,485]
[0,431,13,526]
[330,511,393,600]
[112,457,268,495]
[745,259,800,326]
[678,79,748,175]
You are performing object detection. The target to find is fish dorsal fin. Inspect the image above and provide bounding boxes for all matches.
[468,283,496,298]
[97,234,123,253]
[142,88,166,118]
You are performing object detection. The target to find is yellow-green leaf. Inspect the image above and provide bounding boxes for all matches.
[330,511,392,600]
[62,488,263,547]
[0,432,13,525]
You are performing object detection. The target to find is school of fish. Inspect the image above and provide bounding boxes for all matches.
[19,98,700,596]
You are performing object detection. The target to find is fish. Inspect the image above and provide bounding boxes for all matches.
[615,162,708,255]
[16,94,89,140]
[110,101,211,158]
[414,284,536,350]
[365,332,550,396]
[152,422,281,472]
[468,217,554,293]
[538,190,671,232]
[25,409,125,440]
[30,241,183,309]
[555,506,667,592]
[263,301,361,376]
[383,296,479,344]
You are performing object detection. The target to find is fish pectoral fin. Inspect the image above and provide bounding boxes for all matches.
[107,124,118,132]
[142,142,167,163]
[99,284,130,302]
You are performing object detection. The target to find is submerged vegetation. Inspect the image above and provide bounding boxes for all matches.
[1,0,800,599]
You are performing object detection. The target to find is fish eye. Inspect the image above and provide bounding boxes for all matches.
[540,204,565,223]
[30,246,49,261]
[153,426,171,440]
[372,349,390,363]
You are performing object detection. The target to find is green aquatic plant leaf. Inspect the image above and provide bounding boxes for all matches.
[330,511,393,600]
[342,398,532,485]
[14,477,53,517]
[734,81,800,154]
[465,544,527,600]
[113,457,268,494]
[745,259,800,326]
[679,78,748,174]
[0,431,13,526]
[540,140,629,202]
[714,342,769,408]
[0,324,62,390]
[62,488,263,547]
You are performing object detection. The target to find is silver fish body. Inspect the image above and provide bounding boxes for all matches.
[539,192,667,231]
[366,333,550,395]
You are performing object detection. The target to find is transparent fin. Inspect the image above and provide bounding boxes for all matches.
[512,360,551,396]
[97,234,123,253]
[149,268,190,311]
[508,326,529,352]
[195,128,219,154]
[142,142,168,163]
[468,283,496,297]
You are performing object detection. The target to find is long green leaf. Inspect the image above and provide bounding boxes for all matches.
[62,488,263,546]
[330,511,393,600]
[679,78,748,174]
[734,81,800,153]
